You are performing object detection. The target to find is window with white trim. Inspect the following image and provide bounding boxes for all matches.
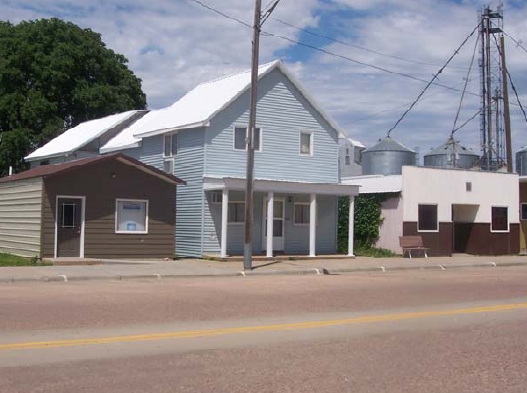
[212,191,223,204]
[345,148,351,165]
[294,203,310,225]
[521,203,527,221]
[234,127,261,151]
[115,199,148,234]
[163,159,174,174]
[491,206,508,232]
[418,204,438,231]
[228,201,245,223]
[300,131,313,156]
[163,134,177,157]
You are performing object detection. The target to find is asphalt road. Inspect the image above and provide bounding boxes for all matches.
[1,267,527,392]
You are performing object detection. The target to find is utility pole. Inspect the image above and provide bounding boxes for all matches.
[243,0,262,271]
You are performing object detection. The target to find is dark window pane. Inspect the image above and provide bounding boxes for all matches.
[418,204,437,231]
[253,128,260,151]
[294,204,310,224]
[61,203,76,228]
[164,135,171,157]
[491,207,508,231]
[228,202,245,223]
[163,160,173,174]
[300,133,311,154]
[171,134,178,155]
[273,219,283,236]
[234,128,246,150]
[522,204,527,221]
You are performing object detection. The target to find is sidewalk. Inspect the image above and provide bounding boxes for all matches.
[1,254,527,283]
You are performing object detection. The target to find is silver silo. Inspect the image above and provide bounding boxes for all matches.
[516,146,527,175]
[362,136,416,175]
[424,137,479,169]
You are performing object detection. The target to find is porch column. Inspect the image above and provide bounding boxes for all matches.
[348,195,355,257]
[309,193,317,257]
[220,188,229,258]
[266,191,274,258]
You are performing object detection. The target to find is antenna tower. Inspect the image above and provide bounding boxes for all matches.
[478,2,511,171]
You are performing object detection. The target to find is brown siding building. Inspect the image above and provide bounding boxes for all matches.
[0,154,184,259]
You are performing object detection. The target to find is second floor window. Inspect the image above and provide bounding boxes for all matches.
[234,127,261,151]
[300,131,313,156]
[164,134,177,157]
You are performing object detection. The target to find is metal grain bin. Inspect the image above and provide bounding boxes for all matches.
[516,146,527,175]
[362,136,416,175]
[424,137,479,169]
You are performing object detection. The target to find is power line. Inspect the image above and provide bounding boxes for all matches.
[342,76,478,126]
[451,32,480,136]
[261,30,478,96]
[186,0,252,29]
[386,24,479,137]
[186,0,479,97]
[272,17,469,70]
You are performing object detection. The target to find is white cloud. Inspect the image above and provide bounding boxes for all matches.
[2,0,527,160]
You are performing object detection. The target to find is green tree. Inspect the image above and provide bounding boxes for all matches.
[0,18,147,175]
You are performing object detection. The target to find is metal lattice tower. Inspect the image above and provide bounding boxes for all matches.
[479,3,508,171]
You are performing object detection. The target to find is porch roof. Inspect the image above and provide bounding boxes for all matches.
[203,176,359,196]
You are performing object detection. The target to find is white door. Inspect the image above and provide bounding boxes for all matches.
[262,197,285,251]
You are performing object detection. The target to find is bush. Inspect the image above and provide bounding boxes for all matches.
[338,193,398,256]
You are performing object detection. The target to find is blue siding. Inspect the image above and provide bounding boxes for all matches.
[205,192,336,256]
[173,129,205,258]
[204,68,339,183]
[203,190,263,255]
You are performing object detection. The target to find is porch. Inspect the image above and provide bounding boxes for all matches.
[203,177,360,258]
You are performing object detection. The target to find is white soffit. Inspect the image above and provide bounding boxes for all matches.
[25,110,139,161]
[203,176,359,196]
[341,175,402,194]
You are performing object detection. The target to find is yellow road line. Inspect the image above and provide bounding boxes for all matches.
[1,302,526,352]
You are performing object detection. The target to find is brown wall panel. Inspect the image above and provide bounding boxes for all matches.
[403,221,519,256]
[42,159,176,259]
[403,222,453,256]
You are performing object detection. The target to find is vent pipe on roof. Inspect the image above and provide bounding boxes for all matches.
[8,166,12,176]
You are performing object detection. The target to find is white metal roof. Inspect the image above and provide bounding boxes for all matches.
[341,137,365,148]
[100,110,160,153]
[134,60,347,139]
[341,175,402,194]
[25,110,139,161]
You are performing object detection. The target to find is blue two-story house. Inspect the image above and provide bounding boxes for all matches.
[26,60,359,259]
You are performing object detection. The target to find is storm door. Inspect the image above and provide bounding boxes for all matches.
[57,197,83,257]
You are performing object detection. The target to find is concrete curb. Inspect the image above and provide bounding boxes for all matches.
[0,261,526,284]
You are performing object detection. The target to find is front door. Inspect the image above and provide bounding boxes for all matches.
[57,197,83,257]
[263,197,285,251]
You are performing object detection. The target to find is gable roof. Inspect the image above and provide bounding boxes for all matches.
[100,110,161,154]
[1,154,185,185]
[134,60,347,139]
[24,110,143,162]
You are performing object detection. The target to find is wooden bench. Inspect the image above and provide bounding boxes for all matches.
[399,235,429,258]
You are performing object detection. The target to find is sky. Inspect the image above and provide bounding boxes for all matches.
[2,0,527,161]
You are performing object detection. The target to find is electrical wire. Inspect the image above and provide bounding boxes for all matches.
[451,33,480,136]
[260,30,477,96]
[341,76,477,126]
[452,110,481,133]
[386,24,480,137]
[186,0,478,97]
[272,17,469,70]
